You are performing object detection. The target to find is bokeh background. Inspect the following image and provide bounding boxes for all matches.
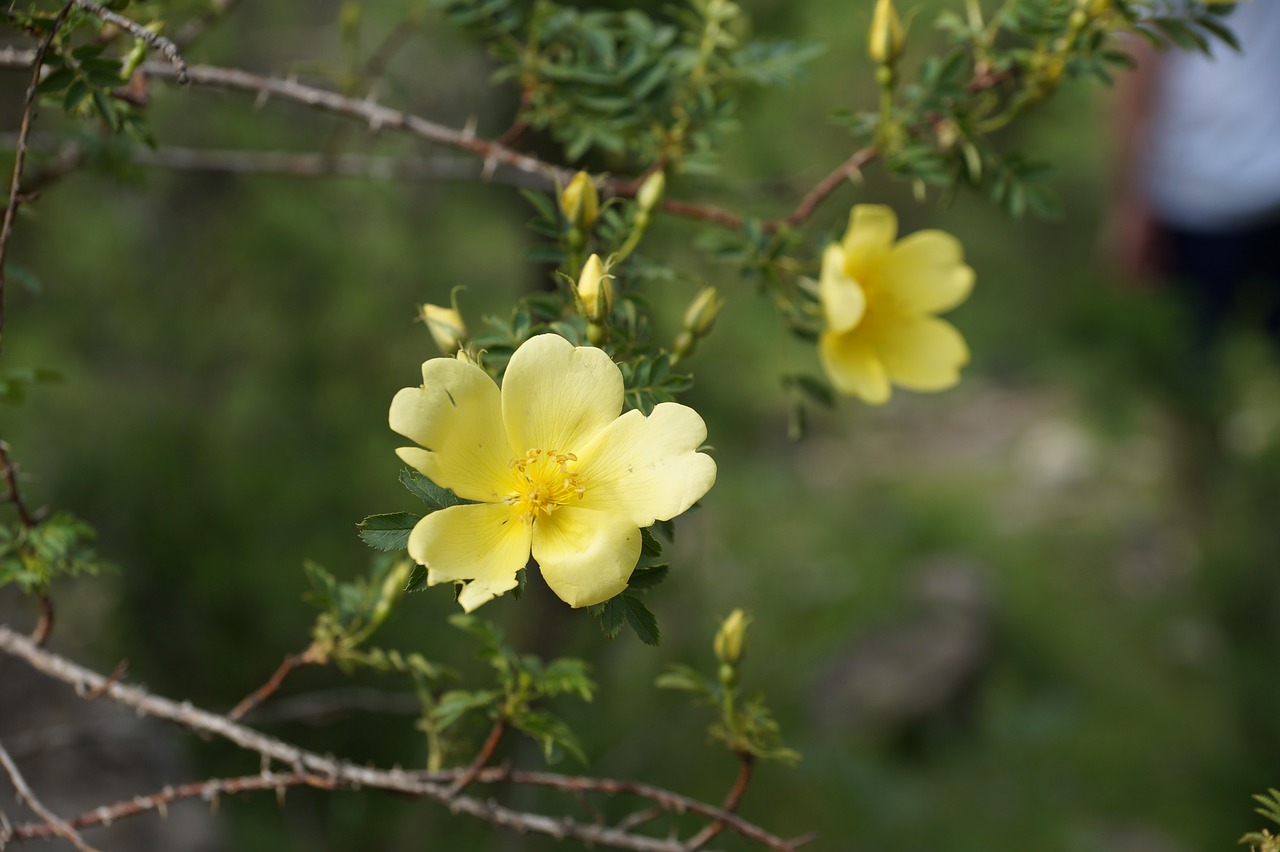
[3,1,1280,849]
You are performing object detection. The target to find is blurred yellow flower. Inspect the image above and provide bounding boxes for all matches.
[576,253,612,323]
[389,334,716,612]
[560,171,599,232]
[818,205,974,405]
[868,0,905,66]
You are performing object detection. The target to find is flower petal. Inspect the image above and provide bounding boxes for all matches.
[390,357,512,502]
[819,244,866,333]
[869,315,970,391]
[532,507,640,608]
[502,334,624,453]
[574,403,716,527]
[841,204,897,284]
[879,230,975,315]
[819,329,891,404]
[409,503,531,611]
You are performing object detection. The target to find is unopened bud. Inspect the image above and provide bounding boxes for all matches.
[714,608,750,667]
[560,171,599,232]
[420,303,466,354]
[682,287,723,337]
[636,171,666,213]
[868,0,905,66]
[576,254,613,323]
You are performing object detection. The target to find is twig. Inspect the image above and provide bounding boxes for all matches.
[227,645,322,722]
[446,719,505,797]
[0,442,37,530]
[0,49,874,233]
[0,739,101,852]
[0,625,797,851]
[0,4,76,352]
[683,751,754,851]
[72,0,189,84]
[10,770,336,840]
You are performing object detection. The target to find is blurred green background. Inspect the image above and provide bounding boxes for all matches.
[3,1,1280,849]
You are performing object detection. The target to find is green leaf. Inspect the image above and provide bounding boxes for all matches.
[404,563,428,593]
[622,593,659,645]
[639,526,663,558]
[628,564,669,590]
[399,469,463,511]
[357,512,421,551]
[590,596,626,639]
[432,689,498,729]
[655,663,713,696]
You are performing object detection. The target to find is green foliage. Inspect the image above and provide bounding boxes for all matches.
[447,614,595,762]
[0,513,105,594]
[0,366,61,405]
[588,526,669,644]
[436,0,818,170]
[1242,790,1280,852]
[304,555,416,668]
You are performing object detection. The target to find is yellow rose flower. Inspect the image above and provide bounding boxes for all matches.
[389,334,716,612]
[818,205,974,405]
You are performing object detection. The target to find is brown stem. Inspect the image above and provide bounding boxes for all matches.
[29,594,53,647]
[0,739,102,852]
[0,4,76,352]
[227,645,322,722]
[71,0,188,84]
[447,718,506,796]
[783,147,878,227]
[0,624,799,851]
[683,751,754,851]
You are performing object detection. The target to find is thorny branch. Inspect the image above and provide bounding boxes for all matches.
[227,646,323,722]
[683,751,754,851]
[70,0,189,84]
[0,625,801,851]
[0,47,875,235]
[0,4,75,352]
[0,739,101,852]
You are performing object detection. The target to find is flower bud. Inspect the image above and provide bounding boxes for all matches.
[868,0,905,66]
[576,254,613,323]
[713,608,750,667]
[420,303,466,354]
[636,171,666,214]
[560,171,599,232]
[682,287,723,337]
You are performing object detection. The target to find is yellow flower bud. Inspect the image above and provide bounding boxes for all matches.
[868,0,905,66]
[420,303,466,354]
[560,171,599,232]
[636,170,666,213]
[576,254,613,323]
[682,287,723,337]
[713,608,750,666]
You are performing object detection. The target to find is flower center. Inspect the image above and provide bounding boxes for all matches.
[507,448,587,524]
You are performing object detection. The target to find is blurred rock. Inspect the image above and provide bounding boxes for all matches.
[810,558,993,753]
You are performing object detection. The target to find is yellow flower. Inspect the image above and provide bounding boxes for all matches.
[818,205,974,405]
[389,334,716,612]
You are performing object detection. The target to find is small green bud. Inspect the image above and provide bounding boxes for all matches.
[560,171,599,233]
[868,0,905,66]
[713,608,750,667]
[682,287,723,337]
[576,254,613,323]
[420,303,467,354]
[636,171,666,214]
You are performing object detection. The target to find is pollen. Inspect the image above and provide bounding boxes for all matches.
[507,448,587,524]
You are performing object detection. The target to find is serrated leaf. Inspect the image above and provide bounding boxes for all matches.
[357,512,420,551]
[404,563,428,593]
[627,564,669,590]
[622,593,659,645]
[590,597,626,639]
[399,469,463,511]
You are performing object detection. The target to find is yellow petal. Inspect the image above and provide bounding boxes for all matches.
[869,315,970,391]
[390,357,511,502]
[841,205,897,285]
[532,507,640,607]
[575,402,717,527]
[502,334,623,453]
[409,503,531,611]
[818,329,891,404]
[819,244,866,333]
[879,230,975,315]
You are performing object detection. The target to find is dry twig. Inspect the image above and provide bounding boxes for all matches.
[0,739,101,852]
